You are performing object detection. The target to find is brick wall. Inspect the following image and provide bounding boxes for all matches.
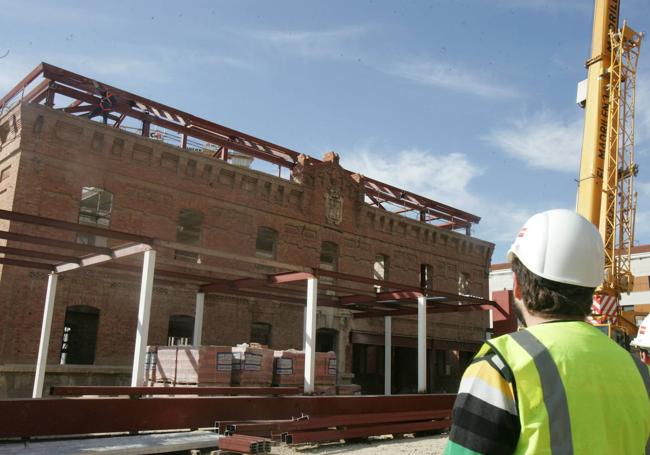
[0,102,493,394]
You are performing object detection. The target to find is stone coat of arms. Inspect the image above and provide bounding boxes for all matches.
[324,187,343,225]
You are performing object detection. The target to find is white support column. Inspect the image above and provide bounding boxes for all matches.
[302,305,307,352]
[384,316,392,396]
[417,295,427,393]
[193,292,205,346]
[131,249,156,387]
[33,273,58,398]
[303,277,318,394]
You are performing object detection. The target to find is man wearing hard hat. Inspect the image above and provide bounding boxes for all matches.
[445,209,650,455]
[631,314,650,366]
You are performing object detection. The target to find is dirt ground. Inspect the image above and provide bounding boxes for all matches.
[272,433,449,455]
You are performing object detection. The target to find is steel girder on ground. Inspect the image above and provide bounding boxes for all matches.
[0,62,480,231]
[0,394,456,439]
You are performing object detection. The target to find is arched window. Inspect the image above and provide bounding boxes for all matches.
[77,187,113,247]
[174,209,204,263]
[167,315,194,346]
[60,305,100,365]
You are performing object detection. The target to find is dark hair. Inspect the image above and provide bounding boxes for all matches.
[511,257,595,318]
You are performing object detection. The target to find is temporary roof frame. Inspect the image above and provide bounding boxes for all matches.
[0,209,500,396]
[0,62,480,232]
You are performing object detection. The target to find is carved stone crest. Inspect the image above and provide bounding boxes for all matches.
[324,187,343,225]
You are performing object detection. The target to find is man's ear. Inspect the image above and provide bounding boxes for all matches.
[513,272,522,300]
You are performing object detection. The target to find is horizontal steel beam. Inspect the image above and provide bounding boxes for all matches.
[50,386,300,397]
[0,209,153,244]
[0,230,113,255]
[0,246,79,263]
[285,418,451,444]
[0,257,54,271]
[0,394,456,438]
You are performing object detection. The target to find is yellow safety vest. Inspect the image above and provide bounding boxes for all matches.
[485,321,650,455]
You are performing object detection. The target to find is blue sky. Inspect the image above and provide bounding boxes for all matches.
[1,0,650,263]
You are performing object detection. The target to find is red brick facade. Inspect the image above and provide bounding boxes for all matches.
[0,102,494,396]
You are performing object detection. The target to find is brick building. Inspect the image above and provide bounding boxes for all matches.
[0,64,494,397]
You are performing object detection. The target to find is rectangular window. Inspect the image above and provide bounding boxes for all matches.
[76,187,113,247]
[458,272,471,295]
[174,209,203,263]
[374,254,389,291]
[420,264,433,290]
[320,242,338,288]
[255,227,277,273]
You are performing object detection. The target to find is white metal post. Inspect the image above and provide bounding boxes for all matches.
[131,249,156,387]
[304,277,318,394]
[33,273,58,398]
[384,316,392,396]
[417,295,427,393]
[193,292,205,346]
[302,305,307,352]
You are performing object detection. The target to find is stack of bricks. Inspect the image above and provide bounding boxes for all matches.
[148,345,233,386]
[314,351,337,395]
[144,346,158,386]
[231,344,274,386]
[175,346,233,385]
[273,349,305,386]
[153,346,178,385]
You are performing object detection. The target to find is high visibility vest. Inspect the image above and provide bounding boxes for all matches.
[485,321,650,455]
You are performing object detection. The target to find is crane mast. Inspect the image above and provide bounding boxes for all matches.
[577,0,643,325]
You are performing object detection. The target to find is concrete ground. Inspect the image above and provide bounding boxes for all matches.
[273,434,449,454]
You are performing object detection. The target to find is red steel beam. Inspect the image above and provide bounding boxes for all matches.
[0,394,456,438]
[0,257,54,271]
[2,63,480,230]
[0,230,113,255]
[353,302,489,319]
[50,386,300,397]
[317,268,423,293]
[0,62,44,109]
[0,209,153,244]
[231,409,451,435]
[285,418,451,444]
[0,246,79,263]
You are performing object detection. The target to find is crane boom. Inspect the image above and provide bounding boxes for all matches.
[577,0,643,331]
[576,0,620,226]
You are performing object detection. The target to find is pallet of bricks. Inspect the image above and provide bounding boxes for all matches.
[273,350,346,394]
[231,343,274,386]
[146,345,233,386]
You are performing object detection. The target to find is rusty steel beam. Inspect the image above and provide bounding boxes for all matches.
[0,394,456,438]
[50,386,300,397]
[0,257,54,271]
[231,409,451,435]
[0,246,79,263]
[316,268,423,293]
[285,419,451,444]
[353,302,488,319]
[0,62,44,109]
[0,209,154,244]
[0,230,113,255]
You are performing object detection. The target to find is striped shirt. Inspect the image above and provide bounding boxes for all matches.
[444,348,520,455]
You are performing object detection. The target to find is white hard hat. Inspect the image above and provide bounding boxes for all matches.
[631,314,650,349]
[507,209,604,287]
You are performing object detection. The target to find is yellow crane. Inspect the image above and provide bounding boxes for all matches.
[576,0,643,340]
